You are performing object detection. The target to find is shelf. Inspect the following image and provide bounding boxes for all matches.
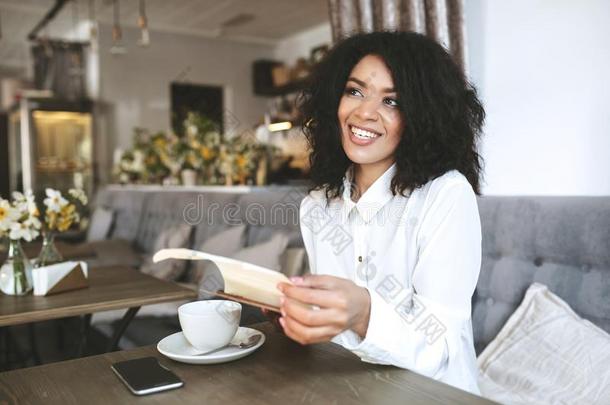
[255,77,309,97]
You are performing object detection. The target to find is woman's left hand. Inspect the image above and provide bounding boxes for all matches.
[277,275,371,345]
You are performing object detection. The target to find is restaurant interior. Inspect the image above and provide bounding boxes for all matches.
[0,1,608,404]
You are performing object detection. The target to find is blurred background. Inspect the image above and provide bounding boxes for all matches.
[0,0,608,198]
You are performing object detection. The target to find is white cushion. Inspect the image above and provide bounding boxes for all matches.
[86,207,114,242]
[477,282,610,404]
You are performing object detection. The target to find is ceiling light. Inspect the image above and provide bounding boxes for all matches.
[110,0,126,55]
[137,0,150,47]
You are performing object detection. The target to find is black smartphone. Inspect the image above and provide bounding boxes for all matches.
[111,357,183,396]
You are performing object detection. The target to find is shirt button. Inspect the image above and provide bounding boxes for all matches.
[358,256,363,262]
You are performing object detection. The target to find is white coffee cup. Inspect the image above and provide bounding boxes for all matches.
[178,300,241,352]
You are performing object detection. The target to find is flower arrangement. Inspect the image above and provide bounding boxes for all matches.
[42,188,88,232]
[0,191,41,295]
[37,188,88,267]
[113,112,281,186]
[0,191,41,242]
[113,129,172,184]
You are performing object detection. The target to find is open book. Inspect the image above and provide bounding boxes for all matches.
[153,248,292,312]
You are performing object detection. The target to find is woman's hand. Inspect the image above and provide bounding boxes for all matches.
[276,275,371,345]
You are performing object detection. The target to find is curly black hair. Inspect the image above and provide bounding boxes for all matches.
[298,31,485,200]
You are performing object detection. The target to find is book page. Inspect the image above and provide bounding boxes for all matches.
[153,248,291,309]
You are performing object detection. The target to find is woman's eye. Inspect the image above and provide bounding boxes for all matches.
[384,98,399,108]
[345,87,363,97]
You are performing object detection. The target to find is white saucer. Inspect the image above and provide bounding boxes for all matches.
[157,327,265,365]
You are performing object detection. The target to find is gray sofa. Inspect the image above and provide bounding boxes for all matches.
[90,186,610,355]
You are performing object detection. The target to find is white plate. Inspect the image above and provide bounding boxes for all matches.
[157,327,265,365]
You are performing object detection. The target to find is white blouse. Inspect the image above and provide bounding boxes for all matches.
[299,162,482,395]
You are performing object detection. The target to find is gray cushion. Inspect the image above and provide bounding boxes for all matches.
[233,231,290,270]
[140,223,193,281]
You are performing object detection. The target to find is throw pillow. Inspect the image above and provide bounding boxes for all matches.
[140,223,192,281]
[232,232,290,270]
[477,282,610,404]
[187,225,247,285]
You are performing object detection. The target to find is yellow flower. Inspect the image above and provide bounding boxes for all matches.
[61,204,76,217]
[153,138,167,149]
[235,154,247,169]
[187,153,198,167]
[51,204,76,232]
[58,216,73,232]
[46,211,58,230]
[200,147,215,160]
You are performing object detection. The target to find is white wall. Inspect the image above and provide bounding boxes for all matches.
[97,24,274,151]
[274,23,332,64]
[466,0,610,196]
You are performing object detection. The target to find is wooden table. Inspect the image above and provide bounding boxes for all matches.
[0,266,197,354]
[0,323,497,405]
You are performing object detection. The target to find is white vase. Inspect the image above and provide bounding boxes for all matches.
[181,169,197,186]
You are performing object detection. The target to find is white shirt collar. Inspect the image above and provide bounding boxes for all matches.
[341,162,397,224]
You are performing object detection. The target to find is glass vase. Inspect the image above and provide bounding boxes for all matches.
[0,239,33,295]
[36,231,64,268]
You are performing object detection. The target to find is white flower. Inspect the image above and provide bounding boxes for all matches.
[20,190,38,216]
[68,188,88,205]
[187,124,198,137]
[132,150,145,173]
[24,215,41,231]
[207,131,221,146]
[11,191,29,215]
[11,191,25,202]
[43,188,68,213]
[9,221,39,242]
[0,199,19,233]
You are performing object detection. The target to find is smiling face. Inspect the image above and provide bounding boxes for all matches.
[338,54,404,171]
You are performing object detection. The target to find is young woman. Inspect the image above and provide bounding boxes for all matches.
[276,31,485,395]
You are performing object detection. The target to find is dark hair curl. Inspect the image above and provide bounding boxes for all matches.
[298,31,485,200]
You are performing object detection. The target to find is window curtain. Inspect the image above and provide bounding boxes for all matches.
[327,0,467,72]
